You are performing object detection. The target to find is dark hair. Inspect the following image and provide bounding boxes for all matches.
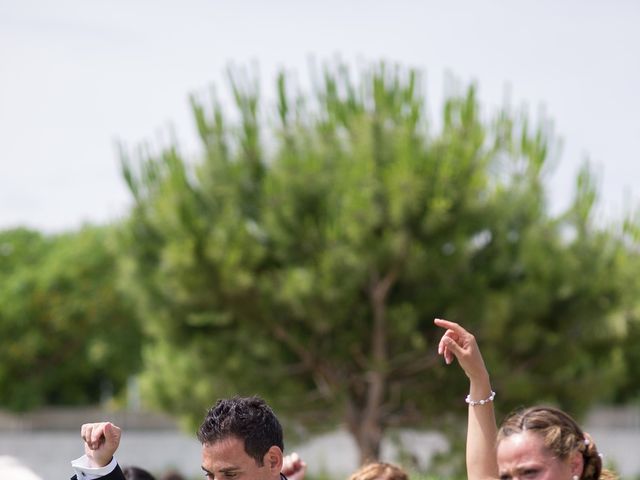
[197,395,284,465]
[498,406,617,480]
[122,466,156,480]
[159,471,185,480]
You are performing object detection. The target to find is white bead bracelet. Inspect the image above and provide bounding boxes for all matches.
[465,390,496,406]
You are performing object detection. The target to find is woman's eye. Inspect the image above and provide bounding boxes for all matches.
[523,469,540,478]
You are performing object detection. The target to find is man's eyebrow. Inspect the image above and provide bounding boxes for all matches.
[219,467,240,473]
[201,466,241,474]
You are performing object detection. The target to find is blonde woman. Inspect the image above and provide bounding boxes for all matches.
[347,462,408,480]
[281,454,408,480]
[434,318,617,480]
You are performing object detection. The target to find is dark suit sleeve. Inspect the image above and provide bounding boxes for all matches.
[71,463,126,480]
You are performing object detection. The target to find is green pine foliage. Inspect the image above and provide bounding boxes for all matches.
[116,62,639,463]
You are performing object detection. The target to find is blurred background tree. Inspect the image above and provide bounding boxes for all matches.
[0,226,142,410]
[610,210,640,404]
[116,62,639,464]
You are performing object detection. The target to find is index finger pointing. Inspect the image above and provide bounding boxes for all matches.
[434,318,468,336]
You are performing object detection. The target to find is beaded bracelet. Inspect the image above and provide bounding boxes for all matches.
[465,390,496,406]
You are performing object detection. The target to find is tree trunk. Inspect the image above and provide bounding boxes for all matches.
[346,269,398,464]
[347,400,384,464]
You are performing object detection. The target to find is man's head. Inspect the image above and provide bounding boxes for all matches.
[197,396,284,480]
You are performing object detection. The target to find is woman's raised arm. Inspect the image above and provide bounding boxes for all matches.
[434,318,499,480]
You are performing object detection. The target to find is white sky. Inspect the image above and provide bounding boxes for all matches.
[1,0,639,232]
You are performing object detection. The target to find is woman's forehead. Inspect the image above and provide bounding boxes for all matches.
[497,431,553,462]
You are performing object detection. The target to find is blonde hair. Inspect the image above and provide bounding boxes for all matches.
[497,406,617,480]
[348,462,409,480]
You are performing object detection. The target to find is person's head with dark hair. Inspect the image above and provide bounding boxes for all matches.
[122,466,156,480]
[159,471,185,480]
[197,396,285,480]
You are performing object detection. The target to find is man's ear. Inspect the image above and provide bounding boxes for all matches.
[264,446,283,473]
[569,449,584,479]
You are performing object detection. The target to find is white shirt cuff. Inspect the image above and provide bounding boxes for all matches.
[71,455,118,480]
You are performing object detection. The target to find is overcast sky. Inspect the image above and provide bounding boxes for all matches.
[1,0,639,232]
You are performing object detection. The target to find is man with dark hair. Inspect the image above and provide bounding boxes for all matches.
[197,396,286,480]
[71,396,288,480]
